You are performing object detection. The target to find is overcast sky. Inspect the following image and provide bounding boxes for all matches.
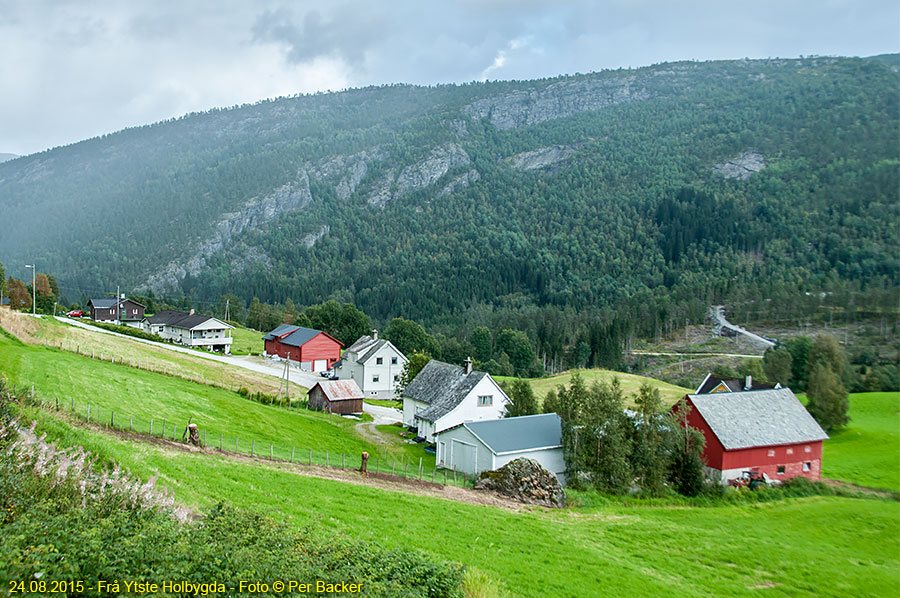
[1,0,897,156]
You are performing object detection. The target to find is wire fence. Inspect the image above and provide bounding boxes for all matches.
[24,386,474,489]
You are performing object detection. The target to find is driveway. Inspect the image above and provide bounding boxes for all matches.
[55,317,322,388]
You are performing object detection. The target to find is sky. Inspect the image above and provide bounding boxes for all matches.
[1,0,897,156]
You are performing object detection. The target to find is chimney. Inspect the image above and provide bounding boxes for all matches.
[189,308,195,315]
[463,357,473,375]
[744,375,752,390]
[372,328,378,340]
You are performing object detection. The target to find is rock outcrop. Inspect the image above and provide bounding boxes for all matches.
[437,169,480,197]
[714,151,766,180]
[367,143,470,207]
[506,145,577,171]
[474,458,566,508]
[143,171,313,292]
[308,149,384,200]
[465,76,652,130]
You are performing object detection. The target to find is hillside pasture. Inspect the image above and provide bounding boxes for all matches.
[499,368,690,406]
[24,408,900,598]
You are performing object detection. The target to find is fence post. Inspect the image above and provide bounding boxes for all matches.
[342,453,345,469]
[56,396,59,410]
[251,439,254,457]
[162,419,166,438]
[391,461,395,476]
[236,437,239,453]
[87,404,90,422]
[110,411,114,428]
[431,468,435,483]
[71,397,74,410]
[130,417,133,432]
[419,457,423,479]
[443,470,447,485]
[376,457,379,474]
[290,446,295,463]
[203,430,206,448]
[270,443,273,459]
[404,460,409,479]
[173,424,177,441]
[150,418,153,435]
[326,451,329,467]
[220,432,223,451]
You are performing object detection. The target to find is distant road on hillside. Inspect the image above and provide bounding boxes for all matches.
[631,350,763,359]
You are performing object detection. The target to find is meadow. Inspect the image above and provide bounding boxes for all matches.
[24,408,900,598]
[819,392,900,492]
[498,368,691,405]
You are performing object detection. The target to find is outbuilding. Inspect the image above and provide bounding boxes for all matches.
[262,324,342,372]
[434,413,566,483]
[675,387,828,484]
[307,380,364,415]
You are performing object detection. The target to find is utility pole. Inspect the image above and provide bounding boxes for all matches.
[225,298,230,322]
[24,264,35,315]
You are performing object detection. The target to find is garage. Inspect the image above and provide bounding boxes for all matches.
[450,440,477,474]
[314,359,328,372]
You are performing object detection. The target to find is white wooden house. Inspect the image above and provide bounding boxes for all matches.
[143,310,233,353]
[334,330,408,399]
[434,413,566,483]
[401,358,508,442]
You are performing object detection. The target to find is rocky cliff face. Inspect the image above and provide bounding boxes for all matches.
[143,171,313,292]
[714,151,766,180]
[465,75,653,130]
[367,143,470,207]
[506,145,578,171]
[308,149,385,200]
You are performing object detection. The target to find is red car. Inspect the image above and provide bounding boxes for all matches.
[66,310,84,317]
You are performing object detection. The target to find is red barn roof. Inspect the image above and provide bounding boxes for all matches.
[310,380,364,402]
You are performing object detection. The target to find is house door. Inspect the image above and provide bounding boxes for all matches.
[451,440,476,474]
[313,359,327,372]
[438,442,447,466]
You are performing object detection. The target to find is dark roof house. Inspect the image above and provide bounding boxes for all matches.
[695,373,780,394]
[404,359,489,424]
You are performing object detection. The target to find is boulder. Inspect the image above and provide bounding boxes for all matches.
[474,458,566,508]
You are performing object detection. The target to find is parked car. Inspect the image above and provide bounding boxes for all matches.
[66,310,84,317]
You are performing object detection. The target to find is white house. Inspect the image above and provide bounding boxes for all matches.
[334,330,408,399]
[434,413,566,483]
[402,358,508,443]
[143,310,233,353]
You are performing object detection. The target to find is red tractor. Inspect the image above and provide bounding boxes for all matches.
[730,471,769,490]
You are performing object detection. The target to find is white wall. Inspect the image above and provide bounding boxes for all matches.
[337,344,407,399]
[429,375,508,441]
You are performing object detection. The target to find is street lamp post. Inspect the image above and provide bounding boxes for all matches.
[24,264,35,316]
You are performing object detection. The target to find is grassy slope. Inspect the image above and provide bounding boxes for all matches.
[227,324,264,355]
[0,310,302,396]
[498,368,691,405]
[821,392,900,492]
[26,410,900,598]
[0,332,373,459]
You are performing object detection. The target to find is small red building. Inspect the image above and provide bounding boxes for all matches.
[262,324,342,372]
[674,388,828,484]
[307,380,364,414]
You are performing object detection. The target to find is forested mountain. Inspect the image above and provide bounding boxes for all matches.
[1,56,897,347]
[0,154,17,163]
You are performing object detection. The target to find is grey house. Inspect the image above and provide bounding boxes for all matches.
[434,413,566,483]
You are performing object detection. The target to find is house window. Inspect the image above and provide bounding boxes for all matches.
[786,448,794,455]
[777,466,785,475]
[803,462,811,472]
[393,375,399,382]
[376,357,383,365]
[804,446,811,453]
[391,357,398,365]
[477,395,493,406]
[373,375,380,383]
[767,449,775,457]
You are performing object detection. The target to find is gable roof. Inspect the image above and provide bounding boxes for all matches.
[88,297,146,309]
[144,310,229,330]
[441,413,563,455]
[696,373,779,394]
[403,359,497,423]
[688,388,828,450]
[346,334,376,354]
[262,325,342,348]
[310,380,364,402]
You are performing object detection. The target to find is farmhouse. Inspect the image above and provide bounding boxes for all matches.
[143,310,233,353]
[307,380,364,415]
[675,387,828,484]
[334,330,408,399]
[402,358,509,443]
[262,324,342,372]
[695,373,780,394]
[88,296,146,326]
[435,413,566,482]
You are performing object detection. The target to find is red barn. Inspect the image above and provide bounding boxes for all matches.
[674,388,828,484]
[262,324,342,372]
[307,380,364,414]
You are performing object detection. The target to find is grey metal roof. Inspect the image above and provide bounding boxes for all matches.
[263,324,328,348]
[89,298,119,309]
[310,380,364,402]
[144,310,226,330]
[689,388,828,450]
[696,374,778,394]
[346,335,375,354]
[404,360,493,423]
[457,413,563,454]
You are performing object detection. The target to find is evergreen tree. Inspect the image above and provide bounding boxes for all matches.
[763,346,793,386]
[395,351,431,396]
[632,383,666,495]
[503,379,539,418]
[470,326,492,362]
[666,398,707,497]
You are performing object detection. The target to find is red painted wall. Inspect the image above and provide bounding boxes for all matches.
[675,397,824,482]
[266,332,341,366]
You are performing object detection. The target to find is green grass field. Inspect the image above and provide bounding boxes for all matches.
[24,408,900,598]
[498,368,691,405]
[820,392,900,492]
[227,324,265,355]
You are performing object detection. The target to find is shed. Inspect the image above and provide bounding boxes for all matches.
[263,324,342,372]
[674,388,828,484]
[307,380,364,415]
[434,413,566,483]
